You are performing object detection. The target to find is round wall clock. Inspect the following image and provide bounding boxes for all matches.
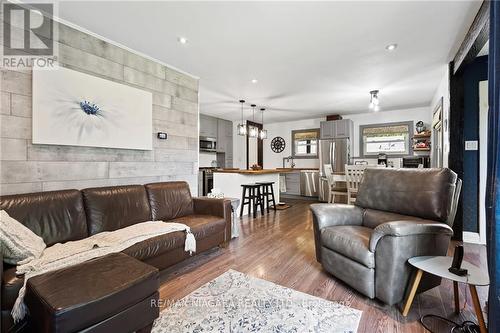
[270,136,286,153]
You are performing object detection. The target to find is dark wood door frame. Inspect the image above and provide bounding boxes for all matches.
[448,0,490,239]
[246,121,263,170]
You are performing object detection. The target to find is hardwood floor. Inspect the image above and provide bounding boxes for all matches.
[159,198,489,332]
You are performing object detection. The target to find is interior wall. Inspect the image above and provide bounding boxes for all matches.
[430,65,451,168]
[263,118,323,169]
[462,55,488,233]
[345,107,431,158]
[232,106,431,169]
[0,21,199,195]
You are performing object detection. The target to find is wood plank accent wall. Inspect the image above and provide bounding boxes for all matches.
[0,21,199,195]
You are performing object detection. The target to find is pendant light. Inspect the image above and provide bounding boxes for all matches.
[248,104,258,138]
[237,100,247,136]
[259,108,267,139]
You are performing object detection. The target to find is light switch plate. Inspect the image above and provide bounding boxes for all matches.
[465,140,478,151]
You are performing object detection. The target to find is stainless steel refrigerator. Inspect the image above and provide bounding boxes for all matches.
[318,138,351,202]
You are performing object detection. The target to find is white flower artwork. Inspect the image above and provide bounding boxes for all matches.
[32,66,152,150]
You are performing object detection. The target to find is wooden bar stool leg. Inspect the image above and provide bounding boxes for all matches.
[250,187,255,218]
[260,185,269,215]
[453,281,460,314]
[253,187,260,218]
[262,185,269,213]
[469,285,487,333]
[240,187,246,217]
[269,184,276,211]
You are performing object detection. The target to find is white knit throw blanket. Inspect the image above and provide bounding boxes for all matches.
[12,221,196,322]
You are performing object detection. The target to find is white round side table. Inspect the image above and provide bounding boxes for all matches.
[402,256,489,333]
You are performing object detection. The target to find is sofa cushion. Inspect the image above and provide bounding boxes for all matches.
[145,182,194,221]
[173,215,226,239]
[321,225,374,268]
[355,168,458,222]
[24,253,159,333]
[122,215,226,261]
[362,209,424,229]
[82,185,151,235]
[1,265,22,311]
[0,190,88,246]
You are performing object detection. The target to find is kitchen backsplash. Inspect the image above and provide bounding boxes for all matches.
[199,152,217,167]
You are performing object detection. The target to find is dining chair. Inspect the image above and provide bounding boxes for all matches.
[324,164,347,203]
[345,164,366,205]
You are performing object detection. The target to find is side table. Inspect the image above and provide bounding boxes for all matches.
[402,256,489,333]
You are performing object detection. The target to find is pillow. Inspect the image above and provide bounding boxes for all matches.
[0,210,46,265]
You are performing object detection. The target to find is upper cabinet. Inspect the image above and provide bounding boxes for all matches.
[199,115,233,167]
[217,119,233,154]
[320,121,336,139]
[320,119,353,139]
[334,119,354,138]
[200,114,218,138]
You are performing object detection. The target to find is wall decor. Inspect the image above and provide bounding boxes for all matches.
[270,136,286,153]
[33,66,153,150]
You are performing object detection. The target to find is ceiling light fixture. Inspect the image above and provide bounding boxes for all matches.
[259,108,267,140]
[251,79,258,84]
[248,104,258,138]
[237,100,247,136]
[385,43,398,51]
[178,37,188,44]
[369,90,380,111]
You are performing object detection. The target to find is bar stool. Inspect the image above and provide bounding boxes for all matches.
[240,184,264,218]
[256,181,276,213]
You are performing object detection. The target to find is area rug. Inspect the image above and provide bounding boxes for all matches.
[152,269,362,333]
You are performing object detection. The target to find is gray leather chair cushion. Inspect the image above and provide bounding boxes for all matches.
[321,226,374,268]
[355,168,458,222]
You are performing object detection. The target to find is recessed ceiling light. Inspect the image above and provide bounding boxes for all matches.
[178,37,188,44]
[385,43,398,51]
[251,79,258,84]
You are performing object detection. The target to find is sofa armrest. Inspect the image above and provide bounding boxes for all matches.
[369,220,453,252]
[310,204,364,262]
[193,198,232,243]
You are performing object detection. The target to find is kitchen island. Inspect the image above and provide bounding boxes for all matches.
[213,168,321,216]
[213,169,285,216]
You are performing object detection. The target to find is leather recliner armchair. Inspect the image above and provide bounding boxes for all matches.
[310,168,461,305]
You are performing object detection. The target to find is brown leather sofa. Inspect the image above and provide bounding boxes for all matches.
[0,181,232,332]
[310,168,461,305]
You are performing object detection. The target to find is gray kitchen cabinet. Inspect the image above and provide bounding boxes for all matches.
[283,172,301,195]
[320,120,353,139]
[320,121,336,139]
[334,119,353,138]
[217,119,226,153]
[200,114,217,138]
[217,119,233,155]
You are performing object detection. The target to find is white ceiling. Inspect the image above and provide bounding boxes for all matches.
[55,1,481,123]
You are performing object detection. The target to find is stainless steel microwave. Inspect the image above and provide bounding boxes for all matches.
[199,136,217,152]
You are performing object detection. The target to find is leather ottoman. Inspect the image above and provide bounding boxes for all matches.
[24,253,159,333]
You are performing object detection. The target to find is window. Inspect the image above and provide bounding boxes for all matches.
[292,129,319,158]
[360,121,413,157]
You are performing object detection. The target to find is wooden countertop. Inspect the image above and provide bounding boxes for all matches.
[213,168,320,175]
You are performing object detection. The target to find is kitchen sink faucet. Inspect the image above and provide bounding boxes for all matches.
[283,156,296,168]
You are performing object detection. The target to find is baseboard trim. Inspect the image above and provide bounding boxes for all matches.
[462,232,485,244]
